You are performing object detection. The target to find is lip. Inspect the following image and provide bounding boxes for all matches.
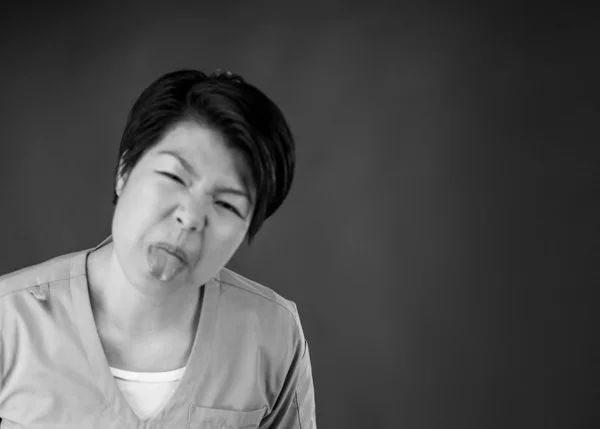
[153,242,189,265]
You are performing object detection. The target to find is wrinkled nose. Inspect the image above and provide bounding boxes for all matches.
[175,199,207,232]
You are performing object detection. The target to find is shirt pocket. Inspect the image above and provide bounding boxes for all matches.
[187,405,266,429]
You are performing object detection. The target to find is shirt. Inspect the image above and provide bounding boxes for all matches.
[109,366,186,421]
[0,237,316,429]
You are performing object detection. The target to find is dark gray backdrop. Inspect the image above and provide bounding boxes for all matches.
[1,2,598,428]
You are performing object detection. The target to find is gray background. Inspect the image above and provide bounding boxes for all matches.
[1,1,598,428]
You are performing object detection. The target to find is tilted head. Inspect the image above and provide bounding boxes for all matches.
[113,69,295,243]
[111,70,295,288]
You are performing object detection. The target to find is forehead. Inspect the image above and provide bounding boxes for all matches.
[148,121,253,187]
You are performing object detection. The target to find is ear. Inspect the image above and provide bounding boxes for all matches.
[115,159,130,197]
[115,175,125,197]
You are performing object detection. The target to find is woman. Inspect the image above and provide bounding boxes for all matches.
[0,70,316,428]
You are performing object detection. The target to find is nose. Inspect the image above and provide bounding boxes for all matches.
[175,198,207,232]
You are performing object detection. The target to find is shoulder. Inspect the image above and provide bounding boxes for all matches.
[215,267,305,337]
[218,268,299,316]
[213,267,309,373]
[0,249,86,300]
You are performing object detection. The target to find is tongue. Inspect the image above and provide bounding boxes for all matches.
[148,246,185,282]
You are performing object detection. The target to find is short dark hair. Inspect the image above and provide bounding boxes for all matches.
[113,69,296,244]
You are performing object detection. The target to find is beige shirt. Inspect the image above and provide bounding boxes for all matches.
[0,238,316,429]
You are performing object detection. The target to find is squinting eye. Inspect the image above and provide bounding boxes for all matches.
[160,172,185,185]
[217,201,241,216]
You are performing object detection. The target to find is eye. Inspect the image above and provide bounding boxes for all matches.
[216,201,241,217]
[160,172,185,185]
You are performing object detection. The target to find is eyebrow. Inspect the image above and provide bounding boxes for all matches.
[157,150,198,177]
[214,186,252,203]
[156,150,253,205]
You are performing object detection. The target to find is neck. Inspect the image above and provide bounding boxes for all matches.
[87,242,201,338]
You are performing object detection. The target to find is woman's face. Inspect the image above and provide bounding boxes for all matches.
[111,120,255,292]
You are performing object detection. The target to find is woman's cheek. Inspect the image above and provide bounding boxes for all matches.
[135,180,172,212]
[118,183,158,231]
[214,220,248,249]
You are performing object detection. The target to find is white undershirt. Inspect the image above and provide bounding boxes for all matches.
[110,366,186,420]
